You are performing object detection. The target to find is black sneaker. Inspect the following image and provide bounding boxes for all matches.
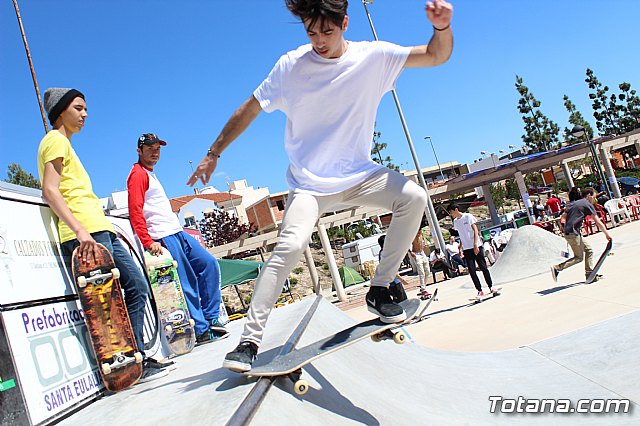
[550,266,559,282]
[389,281,408,303]
[138,366,169,384]
[143,358,176,370]
[196,329,229,346]
[209,317,229,333]
[365,286,406,323]
[223,341,258,372]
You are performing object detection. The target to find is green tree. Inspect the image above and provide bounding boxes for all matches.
[562,95,594,143]
[618,82,640,132]
[488,183,507,214]
[584,69,640,135]
[371,129,400,172]
[515,75,561,153]
[4,163,41,189]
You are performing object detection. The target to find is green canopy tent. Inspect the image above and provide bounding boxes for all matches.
[218,258,294,310]
[218,258,262,310]
[218,258,263,288]
[339,265,366,288]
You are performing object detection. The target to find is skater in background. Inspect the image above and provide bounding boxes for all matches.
[409,230,431,298]
[550,187,611,282]
[447,203,495,297]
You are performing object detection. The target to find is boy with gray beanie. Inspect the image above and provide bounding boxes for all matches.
[37,88,170,382]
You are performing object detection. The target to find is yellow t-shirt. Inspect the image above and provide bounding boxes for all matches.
[37,130,114,243]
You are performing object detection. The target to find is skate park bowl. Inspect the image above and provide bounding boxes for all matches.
[461,225,570,288]
[56,296,640,425]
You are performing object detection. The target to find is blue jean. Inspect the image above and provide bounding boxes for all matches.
[62,231,149,354]
[450,253,467,270]
[160,231,222,335]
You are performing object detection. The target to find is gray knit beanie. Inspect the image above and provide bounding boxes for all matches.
[44,88,85,126]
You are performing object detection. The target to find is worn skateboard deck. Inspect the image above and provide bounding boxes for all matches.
[71,243,142,392]
[145,248,196,355]
[409,288,438,324]
[586,240,613,284]
[247,298,421,393]
[469,287,502,303]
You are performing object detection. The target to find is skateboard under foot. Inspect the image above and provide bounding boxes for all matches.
[469,287,502,304]
[247,297,434,395]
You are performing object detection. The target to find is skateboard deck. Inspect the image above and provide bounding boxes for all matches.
[144,247,196,355]
[469,287,502,303]
[247,298,422,395]
[586,240,613,284]
[410,288,438,324]
[71,243,142,392]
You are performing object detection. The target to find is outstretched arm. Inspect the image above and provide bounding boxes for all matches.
[592,215,612,241]
[187,95,262,186]
[404,0,453,69]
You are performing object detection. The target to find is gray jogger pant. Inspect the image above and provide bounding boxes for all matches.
[240,167,428,346]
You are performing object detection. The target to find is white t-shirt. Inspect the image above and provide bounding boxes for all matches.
[429,250,445,262]
[453,213,482,250]
[143,169,183,240]
[254,41,411,195]
[445,242,460,256]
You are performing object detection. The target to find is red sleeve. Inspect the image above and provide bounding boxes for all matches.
[126,164,154,248]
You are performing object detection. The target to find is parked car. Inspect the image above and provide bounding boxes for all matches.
[527,185,553,196]
[617,176,640,196]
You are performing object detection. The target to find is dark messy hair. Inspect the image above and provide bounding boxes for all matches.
[285,0,348,30]
[447,203,460,213]
[581,187,596,198]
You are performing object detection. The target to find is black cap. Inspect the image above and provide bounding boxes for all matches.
[137,133,167,148]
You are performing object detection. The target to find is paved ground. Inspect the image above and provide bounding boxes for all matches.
[59,221,640,425]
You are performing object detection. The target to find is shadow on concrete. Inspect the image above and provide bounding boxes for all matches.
[537,281,585,295]
[272,364,379,425]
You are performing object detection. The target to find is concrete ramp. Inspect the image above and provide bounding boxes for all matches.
[481,225,569,286]
[59,297,639,425]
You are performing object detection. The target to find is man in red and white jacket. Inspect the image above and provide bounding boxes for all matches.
[127,133,227,344]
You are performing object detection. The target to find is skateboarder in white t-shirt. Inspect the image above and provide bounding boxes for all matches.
[188,0,454,372]
[448,203,495,297]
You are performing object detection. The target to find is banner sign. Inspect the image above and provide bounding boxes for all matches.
[0,198,73,305]
[2,300,102,423]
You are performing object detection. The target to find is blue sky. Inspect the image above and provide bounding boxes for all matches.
[2,1,639,199]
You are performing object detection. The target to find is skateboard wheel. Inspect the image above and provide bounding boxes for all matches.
[165,325,173,334]
[371,333,382,343]
[102,363,111,375]
[294,379,309,395]
[134,352,143,364]
[77,276,87,288]
[189,319,195,327]
[172,261,178,269]
[393,331,406,344]
[111,268,120,280]
[148,265,156,273]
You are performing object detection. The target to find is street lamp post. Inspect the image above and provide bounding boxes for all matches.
[189,160,199,194]
[424,136,446,182]
[362,0,446,252]
[571,125,611,197]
